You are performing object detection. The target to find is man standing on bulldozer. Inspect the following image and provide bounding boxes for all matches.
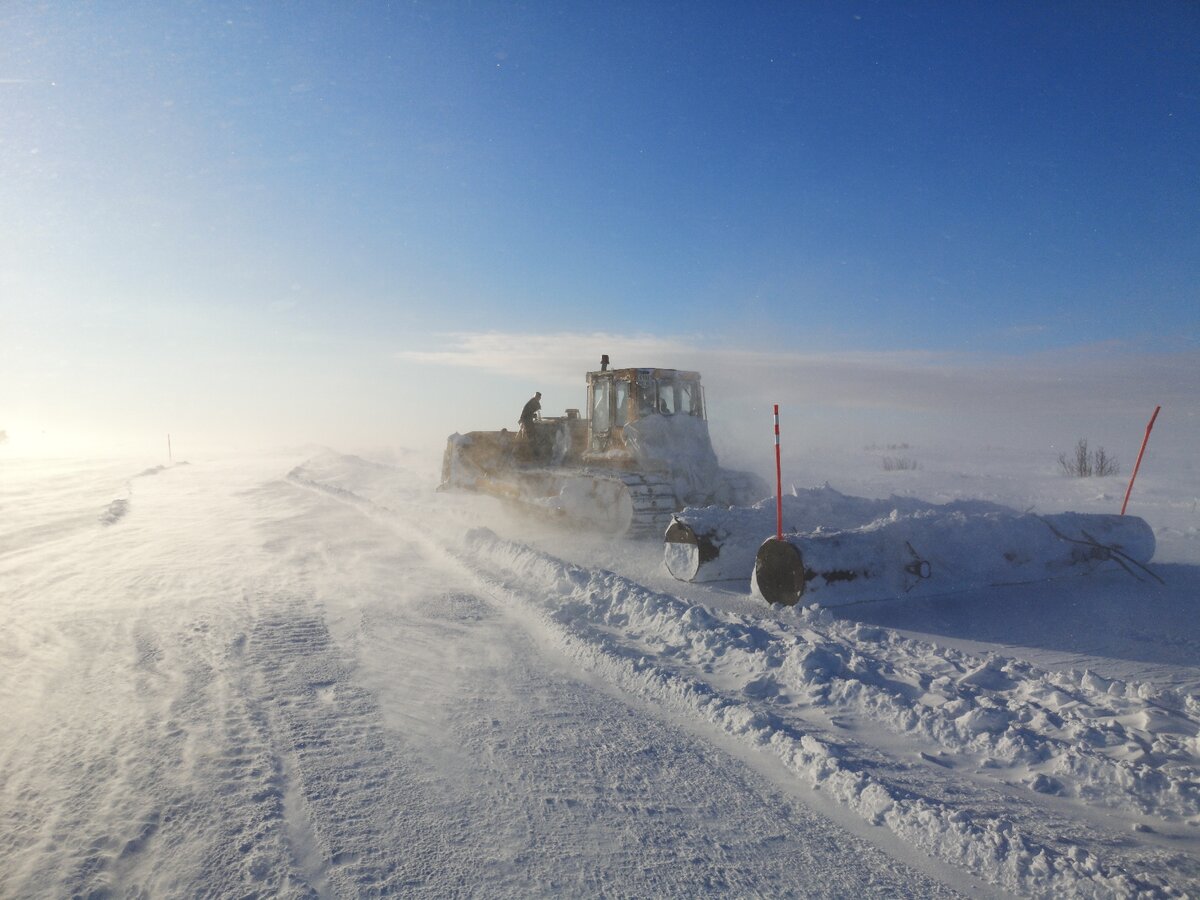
[518,391,542,437]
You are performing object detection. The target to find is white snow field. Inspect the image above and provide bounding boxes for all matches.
[1,442,1197,898]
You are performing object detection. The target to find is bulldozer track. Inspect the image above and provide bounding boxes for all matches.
[619,472,678,538]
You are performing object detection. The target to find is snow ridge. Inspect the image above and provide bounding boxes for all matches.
[457,528,1190,898]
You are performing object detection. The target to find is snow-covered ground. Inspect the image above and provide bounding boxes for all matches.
[1,440,1197,897]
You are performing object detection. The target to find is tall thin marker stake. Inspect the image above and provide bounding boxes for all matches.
[774,404,783,541]
[1121,405,1161,515]
[168,433,172,463]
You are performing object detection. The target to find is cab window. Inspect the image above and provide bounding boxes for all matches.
[637,374,656,416]
[657,380,676,414]
[592,379,611,432]
[614,380,630,427]
[680,381,699,415]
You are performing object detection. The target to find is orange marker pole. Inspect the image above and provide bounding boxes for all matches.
[774,404,783,541]
[1121,405,1161,515]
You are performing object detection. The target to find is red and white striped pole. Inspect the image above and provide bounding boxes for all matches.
[1121,405,1161,515]
[774,404,783,541]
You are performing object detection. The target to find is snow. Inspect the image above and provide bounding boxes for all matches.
[1,441,1198,897]
[622,413,720,504]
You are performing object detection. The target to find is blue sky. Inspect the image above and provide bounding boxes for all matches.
[2,2,1197,455]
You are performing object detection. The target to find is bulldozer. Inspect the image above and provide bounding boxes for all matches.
[439,355,767,536]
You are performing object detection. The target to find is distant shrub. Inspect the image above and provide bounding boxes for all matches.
[1058,438,1119,477]
[882,456,918,471]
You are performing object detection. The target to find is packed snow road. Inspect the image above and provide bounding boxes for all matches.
[1,453,971,898]
[292,450,1200,897]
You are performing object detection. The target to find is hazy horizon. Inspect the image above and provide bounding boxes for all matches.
[3,332,1191,480]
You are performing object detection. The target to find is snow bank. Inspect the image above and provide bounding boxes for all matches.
[457,528,1195,898]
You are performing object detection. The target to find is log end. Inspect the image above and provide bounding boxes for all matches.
[753,538,806,605]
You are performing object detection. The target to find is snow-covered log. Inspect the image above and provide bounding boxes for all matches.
[751,510,1156,607]
[663,486,1011,583]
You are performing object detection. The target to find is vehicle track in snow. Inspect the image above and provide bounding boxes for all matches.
[239,591,466,896]
[0,596,319,898]
[1,458,463,898]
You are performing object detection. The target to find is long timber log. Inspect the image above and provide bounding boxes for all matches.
[663,487,1012,583]
[751,511,1157,607]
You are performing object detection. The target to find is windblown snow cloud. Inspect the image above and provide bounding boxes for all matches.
[396,332,699,385]
[398,332,1197,444]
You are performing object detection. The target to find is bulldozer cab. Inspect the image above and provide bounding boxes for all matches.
[440,359,766,531]
[586,367,705,456]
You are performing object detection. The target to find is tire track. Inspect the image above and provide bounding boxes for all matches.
[0,605,315,899]
[243,593,476,897]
